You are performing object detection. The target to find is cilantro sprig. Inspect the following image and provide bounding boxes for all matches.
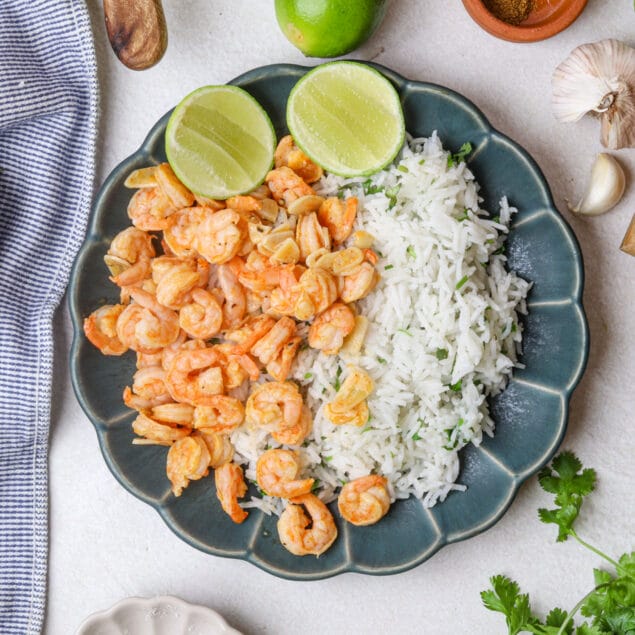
[482,452,635,634]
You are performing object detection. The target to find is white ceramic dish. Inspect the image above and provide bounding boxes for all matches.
[75,595,242,635]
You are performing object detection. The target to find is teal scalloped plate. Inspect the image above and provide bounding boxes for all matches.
[68,63,589,580]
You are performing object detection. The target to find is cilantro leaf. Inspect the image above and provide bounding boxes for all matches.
[537,452,596,542]
[481,575,537,635]
[447,142,473,168]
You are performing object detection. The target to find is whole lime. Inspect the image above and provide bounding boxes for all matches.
[274,0,388,58]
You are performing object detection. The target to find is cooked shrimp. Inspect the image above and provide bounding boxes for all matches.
[166,434,211,496]
[163,206,208,258]
[339,261,380,303]
[225,194,261,214]
[256,449,314,498]
[155,163,195,209]
[338,475,390,526]
[160,331,201,370]
[155,263,203,310]
[266,166,315,207]
[132,412,190,445]
[179,288,223,339]
[199,430,234,468]
[151,402,195,426]
[123,366,172,410]
[192,395,245,434]
[277,494,337,556]
[116,287,180,353]
[224,314,276,353]
[218,260,246,328]
[271,403,312,447]
[127,187,172,231]
[164,346,225,406]
[195,208,245,264]
[251,316,296,366]
[324,399,369,427]
[274,135,323,183]
[318,196,358,244]
[106,227,155,286]
[84,304,128,355]
[308,303,356,355]
[296,212,331,262]
[136,349,163,369]
[294,267,338,321]
[215,462,248,523]
[245,381,303,431]
[266,335,301,382]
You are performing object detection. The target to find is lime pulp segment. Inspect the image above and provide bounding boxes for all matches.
[166,85,276,199]
[287,62,405,177]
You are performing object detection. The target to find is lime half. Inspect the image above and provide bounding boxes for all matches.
[165,85,276,199]
[286,61,405,177]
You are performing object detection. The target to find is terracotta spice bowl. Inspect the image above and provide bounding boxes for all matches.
[462,0,588,43]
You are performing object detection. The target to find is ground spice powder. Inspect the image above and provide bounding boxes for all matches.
[483,0,533,25]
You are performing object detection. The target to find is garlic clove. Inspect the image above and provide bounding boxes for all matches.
[552,39,635,149]
[569,153,626,216]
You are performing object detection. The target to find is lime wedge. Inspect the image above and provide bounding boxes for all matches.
[165,85,276,199]
[286,61,405,177]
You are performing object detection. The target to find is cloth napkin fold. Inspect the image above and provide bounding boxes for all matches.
[0,1,98,632]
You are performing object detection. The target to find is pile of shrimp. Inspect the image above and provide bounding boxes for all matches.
[84,136,392,556]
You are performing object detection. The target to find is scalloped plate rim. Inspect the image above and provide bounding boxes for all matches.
[68,62,589,580]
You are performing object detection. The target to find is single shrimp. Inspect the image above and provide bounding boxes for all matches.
[277,494,337,556]
[294,267,338,321]
[179,288,223,339]
[163,206,208,258]
[160,331,201,371]
[116,287,180,353]
[339,261,380,303]
[195,208,245,264]
[155,162,195,209]
[266,335,301,382]
[274,136,323,183]
[151,402,195,426]
[256,449,314,498]
[192,395,245,434]
[337,475,391,526]
[271,403,312,446]
[166,434,211,496]
[265,166,315,207]
[199,430,235,468]
[245,381,303,431]
[136,349,164,369]
[83,304,128,355]
[155,258,209,310]
[218,260,246,328]
[318,196,358,244]
[132,412,190,445]
[224,314,276,353]
[251,316,296,366]
[123,366,172,411]
[324,399,369,427]
[127,187,172,231]
[225,194,261,214]
[308,303,356,355]
[295,212,331,262]
[107,226,156,265]
[164,346,225,406]
[215,462,248,524]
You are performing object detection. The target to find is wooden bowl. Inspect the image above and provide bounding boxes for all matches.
[462,0,588,42]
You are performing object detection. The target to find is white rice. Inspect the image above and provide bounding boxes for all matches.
[233,132,531,513]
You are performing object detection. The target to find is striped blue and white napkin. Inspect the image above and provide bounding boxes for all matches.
[0,1,98,632]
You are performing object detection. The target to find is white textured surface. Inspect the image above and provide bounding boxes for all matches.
[48,2,635,634]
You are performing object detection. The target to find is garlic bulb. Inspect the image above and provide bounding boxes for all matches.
[569,153,626,216]
[552,39,635,149]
